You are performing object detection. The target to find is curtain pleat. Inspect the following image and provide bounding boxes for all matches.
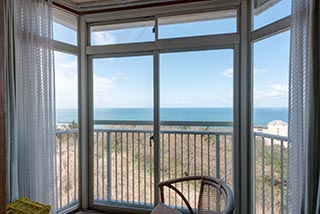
[305,0,320,213]
[288,0,320,213]
[5,0,19,203]
[5,0,57,212]
[287,0,309,211]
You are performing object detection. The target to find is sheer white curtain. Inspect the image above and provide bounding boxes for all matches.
[287,0,309,212]
[288,0,320,213]
[12,0,56,212]
[305,0,320,212]
[5,0,19,202]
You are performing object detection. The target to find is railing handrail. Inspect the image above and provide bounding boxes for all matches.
[56,129,78,135]
[94,120,233,127]
[93,128,233,135]
[253,131,288,141]
[56,127,288,142]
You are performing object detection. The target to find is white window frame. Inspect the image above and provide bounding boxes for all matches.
[51,0,292,213]
[53,7,80,214]
[80,1,242,213]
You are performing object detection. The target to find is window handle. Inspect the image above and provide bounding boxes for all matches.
[150,135,154,147]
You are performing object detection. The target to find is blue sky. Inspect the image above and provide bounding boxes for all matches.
[54,0,291,109]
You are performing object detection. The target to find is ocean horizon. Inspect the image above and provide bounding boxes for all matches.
[56,107,288,126]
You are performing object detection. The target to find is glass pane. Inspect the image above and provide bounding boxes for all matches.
[91,21,155,45]
[54,51,79,211]
[253,31,289,126]
[53,9,77,45]
[158,10,237,39]
[55,51,78,128]
[254,0,291,30]
[92,56,154,208]
[53,22,77,46]
[160,50,234,211]
[253,31,290,213]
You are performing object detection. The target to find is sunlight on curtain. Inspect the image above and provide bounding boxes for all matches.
[5,0,18,203]
[305,0,320,212]
[287,0,320,213]
[13,0,56,212]
[287,0,309,212]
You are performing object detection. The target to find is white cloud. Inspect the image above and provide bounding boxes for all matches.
[254,68,266,75]
[55,52,77,71]
[111,72,128,81]
[266,84,288,97]
[54,52,121,109]
[93,72,131,107]
[255,84,288,99]
[222,67,266,77]
[174,99,191,105]
[254,90,264,99]
[222,68,233,77]
[92,31,116,45]
[94,74,114,93]
[55,53,78,109]
[94,71,128,93]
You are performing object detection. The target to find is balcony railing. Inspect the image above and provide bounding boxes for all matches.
[55,129,78,212]
[253,132,288,214]
[55,121,288,214]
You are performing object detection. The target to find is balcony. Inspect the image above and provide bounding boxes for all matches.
[55,121,288,213]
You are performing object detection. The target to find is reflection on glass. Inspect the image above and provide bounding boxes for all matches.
[160,50,234,119]
[254,0,291,29]
[252,31,290,214]
[159,10,237,39]
[159,50,234,195]
[91,21,155,45]
[54,51,78,126]
[253,31,290,129]
[92,56,154,206]
[93,56,153,121]
[53,22,77,45]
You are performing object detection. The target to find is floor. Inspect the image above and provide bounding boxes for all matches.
[77,211,108,214]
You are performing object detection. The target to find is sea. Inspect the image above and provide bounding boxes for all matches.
[56,108,288,126]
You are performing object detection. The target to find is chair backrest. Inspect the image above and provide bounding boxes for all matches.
[158,175,234,214]
[198,177,234,214]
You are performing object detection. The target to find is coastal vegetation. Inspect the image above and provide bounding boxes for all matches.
[55,124,287,212]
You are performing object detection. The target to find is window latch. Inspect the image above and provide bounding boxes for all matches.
[150,135,154,147]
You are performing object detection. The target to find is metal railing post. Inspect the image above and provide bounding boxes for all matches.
[216,135,220,179]
[107,131,112,201]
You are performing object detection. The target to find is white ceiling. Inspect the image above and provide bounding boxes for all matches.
[68,0,109,3]
[56,0,179,12]
[64,0,178,6]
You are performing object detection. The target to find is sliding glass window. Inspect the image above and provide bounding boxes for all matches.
[54,51,79,211]
[90,20,155,46]
[53,8,79,213]
[253,31,290,214]
[53,9,78,45]
[253,0,291,30]
[159,49,234,211]
[158,10,237,39]
[92,56,154,207]
[87,5,239,213]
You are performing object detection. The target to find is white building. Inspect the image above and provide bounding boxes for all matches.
[265,120,288,137]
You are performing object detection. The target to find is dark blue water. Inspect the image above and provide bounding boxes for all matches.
[56,108,288,126]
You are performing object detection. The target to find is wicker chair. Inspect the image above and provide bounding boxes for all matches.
[158,175,234,214]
